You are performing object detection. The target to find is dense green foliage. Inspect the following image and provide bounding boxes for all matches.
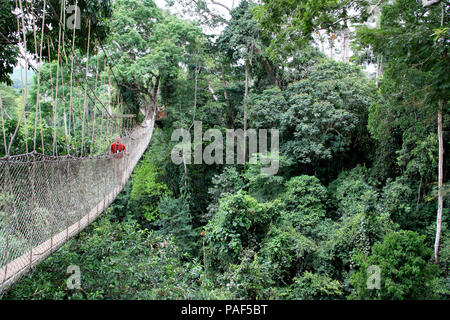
[350,230,438,299]
[1,0,448,300]
[3,215,210,300]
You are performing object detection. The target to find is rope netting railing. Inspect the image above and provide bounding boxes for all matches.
[0,114,155,293]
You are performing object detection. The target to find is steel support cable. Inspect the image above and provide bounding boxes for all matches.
[80,18,91,157]
[0,94,7,154]
[24,0,134,153]
[53,0,65,156]
[44,1,125,120]
[0,1,143,160]
[37,0,112,155]
[67,0,78,156]
[31,0,46,153]
[90,46,101,156]
[7,0,30,156]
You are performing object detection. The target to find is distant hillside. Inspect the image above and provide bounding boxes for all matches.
[10,67,34,90]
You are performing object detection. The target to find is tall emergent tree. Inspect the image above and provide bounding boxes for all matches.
[216,0,268,158]
[254,0,373,61]
[356,0,449,263]
[106,0,202,115]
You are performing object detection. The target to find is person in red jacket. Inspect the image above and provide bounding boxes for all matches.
[110,136,129,183]
[110,136,126,158]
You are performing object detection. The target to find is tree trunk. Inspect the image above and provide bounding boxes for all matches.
[152,76,160,108]
[434,1,446,264]
[342,27,350,63]
[252,45,278,87]
[262,59,277,87]
[434,100,444,263]
[376,55,380,87]
[275,68,280,88]
[221,62,234,129]
[244,59,249,162]
[375,55,383,87]
[192,65,198,124]
[329,33,334,59]
[319,33,325,53]
[147,75,160,118]
[183,154,188,189]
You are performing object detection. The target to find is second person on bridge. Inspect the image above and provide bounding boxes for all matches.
[110,136,130,184]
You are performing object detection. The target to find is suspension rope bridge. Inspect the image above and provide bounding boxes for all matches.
[0,0,157,293]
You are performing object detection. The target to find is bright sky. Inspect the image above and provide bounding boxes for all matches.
[154,0,239,35]
[154,0,238,15]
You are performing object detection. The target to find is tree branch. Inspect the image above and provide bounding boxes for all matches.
[422,0,441,8]
[210,0,231,13]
